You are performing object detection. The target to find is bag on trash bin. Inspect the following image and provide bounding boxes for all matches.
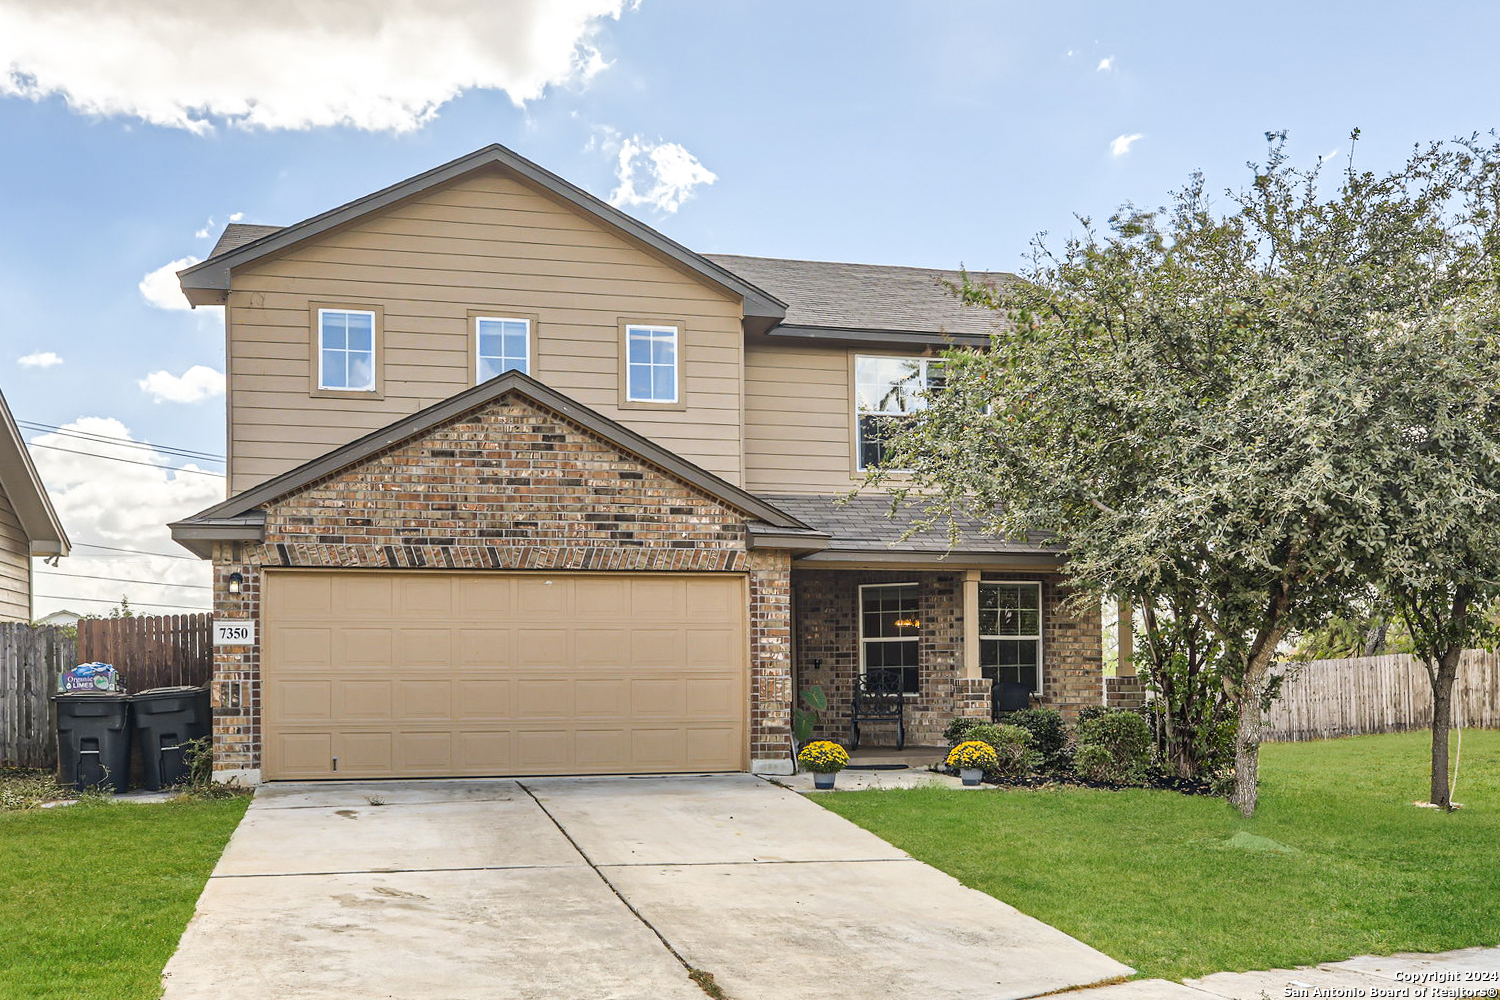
[58,662,122,693]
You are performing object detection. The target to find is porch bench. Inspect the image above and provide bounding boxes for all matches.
[849,674,906,751]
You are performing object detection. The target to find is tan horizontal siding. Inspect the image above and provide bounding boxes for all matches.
[744,344,857,493]
[227,167,744,494]
[0,487,32,621]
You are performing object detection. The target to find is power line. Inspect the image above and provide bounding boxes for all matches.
[72,542,201,562]
[35,593,209,613]
[27,442,226,477]
[18,419,224,463]
[37,569,212,592]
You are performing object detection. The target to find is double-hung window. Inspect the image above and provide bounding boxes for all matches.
[625,324,679,403]
[318,309,376,391]
[475,316,531,381]
[854,356,944,469]
[860,583,921,693]
[979,581,1043,693]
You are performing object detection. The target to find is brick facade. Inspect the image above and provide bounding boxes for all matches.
[792,568,1103,747]
[209,392,794,778]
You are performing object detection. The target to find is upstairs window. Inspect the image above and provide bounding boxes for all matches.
[979,581,1043,693]
[625,324,679,403]
[475,316,531,381]
[318,309,376,391]
[855,356,944,469]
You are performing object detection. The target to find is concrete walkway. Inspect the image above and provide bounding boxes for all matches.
[1067,946,1500,998]
[161,773,1130,1000]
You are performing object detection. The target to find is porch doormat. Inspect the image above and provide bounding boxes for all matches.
[845,764,910,771]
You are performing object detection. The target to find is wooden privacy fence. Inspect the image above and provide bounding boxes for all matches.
[76,614,213,692]
[1263,651,1500,742]
[0,615,212,769]
[0,623,76,767]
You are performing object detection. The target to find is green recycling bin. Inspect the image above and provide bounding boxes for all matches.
[131,686,211,791]
[53,691,132,793]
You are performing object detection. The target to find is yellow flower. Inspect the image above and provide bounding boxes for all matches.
[946,740,1000,771]
[797,740,850,774]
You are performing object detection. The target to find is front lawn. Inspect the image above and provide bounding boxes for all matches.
[818,730,1500,982]
[0,796,248,1000]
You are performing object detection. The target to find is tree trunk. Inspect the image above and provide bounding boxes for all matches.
[1428,647,1461,810]
[1230,682,1262,817]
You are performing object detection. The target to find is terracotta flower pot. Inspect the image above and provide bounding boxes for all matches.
[960,768,984,786]
[814,772,836,790]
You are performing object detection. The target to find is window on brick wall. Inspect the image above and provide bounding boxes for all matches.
[979,581,1043,693]
[860,582,920,693]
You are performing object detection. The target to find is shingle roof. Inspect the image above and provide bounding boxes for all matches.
[208,223,283,259]
[755,493,1051,555]
[704,255,1015,337]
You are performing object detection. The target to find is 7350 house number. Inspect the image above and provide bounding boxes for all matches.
[213,621,255,646]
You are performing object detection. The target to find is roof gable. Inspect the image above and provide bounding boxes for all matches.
[171,371,809,556]
[179,144,785,320]
[0,389,68,555]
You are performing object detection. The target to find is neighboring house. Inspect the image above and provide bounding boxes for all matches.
[0,388,69,621]
[35,608,82,627]
[169,143,1110,784]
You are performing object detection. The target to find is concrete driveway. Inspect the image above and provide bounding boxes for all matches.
[162,774,1130,1000]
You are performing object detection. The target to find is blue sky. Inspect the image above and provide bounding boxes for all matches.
[2,0,1496,615]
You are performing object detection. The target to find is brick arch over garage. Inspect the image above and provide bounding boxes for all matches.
[204,389,792,781]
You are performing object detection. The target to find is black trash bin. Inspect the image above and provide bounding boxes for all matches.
[131,686,211,791]
[53,691,132,793]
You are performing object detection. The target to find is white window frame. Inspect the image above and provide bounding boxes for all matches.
[625,324,680,403]
[474,315,531,382]
[978,580,1044,695]
[858,581,922,694]
[854,355,943,471]
[317,308,377,391]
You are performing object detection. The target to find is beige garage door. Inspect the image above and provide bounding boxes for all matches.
[261,571,748,780]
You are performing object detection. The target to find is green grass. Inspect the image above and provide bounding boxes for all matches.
[0,796,248,999]
[819,730,1500,982]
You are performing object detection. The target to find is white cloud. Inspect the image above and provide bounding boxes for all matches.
[229,211,243,222]
[139,256,199,310]
[27,418,223,617]
[0,0,627,134]
[607,135,717,214]
[17,351,62,368]
[1097,56,1114,72]
[1110,133,1144,158]
[139,365,225,404]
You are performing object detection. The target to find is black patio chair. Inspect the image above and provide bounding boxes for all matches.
[849,672,906,751]
[990,680,1032,721]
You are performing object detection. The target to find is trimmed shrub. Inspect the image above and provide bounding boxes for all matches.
[1004,708,1068,771]
[943,716,988,745]
[1073,710,1152,785]
[963,722,1041,781]
[1075,704,1112,725]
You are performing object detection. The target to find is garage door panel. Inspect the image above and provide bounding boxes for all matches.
[263,572,746,779]
[686,629,738,668]
[685,677,737,718]
[340,680,393,720]
[455,679,512,718]
[517,730,571,769]
[337,731,394,774]
[457,629,513,668]
[338,575,393,616]
[516,628,570,667]
[272,679,332,722]
[516,679,572,718]
[274,732,333,777]
[397,679,452,719]
[341,628,394,666]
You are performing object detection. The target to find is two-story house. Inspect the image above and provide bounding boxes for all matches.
[168,144,1105,784]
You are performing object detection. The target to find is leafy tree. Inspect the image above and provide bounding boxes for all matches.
[870,133,1500,816]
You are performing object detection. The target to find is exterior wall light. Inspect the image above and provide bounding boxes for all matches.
[228,572,243,595]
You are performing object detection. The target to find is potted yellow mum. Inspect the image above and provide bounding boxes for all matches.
[797,740,850,789]
[946,740,999,786]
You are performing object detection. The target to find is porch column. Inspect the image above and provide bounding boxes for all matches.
[1116,598,1134,677]
[963,570,982,679]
